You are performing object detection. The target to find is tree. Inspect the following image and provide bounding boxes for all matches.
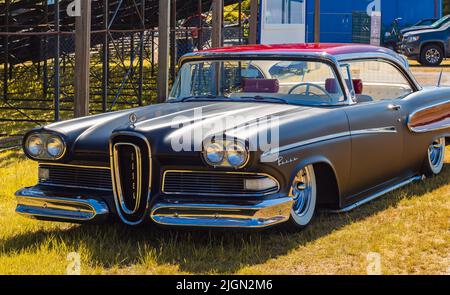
[444,0,450,15]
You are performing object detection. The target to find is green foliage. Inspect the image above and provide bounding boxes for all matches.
[444,0,450,15]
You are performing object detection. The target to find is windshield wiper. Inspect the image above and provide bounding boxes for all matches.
[239,95,289,104]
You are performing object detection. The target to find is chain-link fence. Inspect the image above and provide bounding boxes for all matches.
[0,0,248,149]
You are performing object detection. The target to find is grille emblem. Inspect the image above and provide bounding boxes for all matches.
[129,113,138,128]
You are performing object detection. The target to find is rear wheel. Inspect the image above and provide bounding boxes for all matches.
[420,44,444,66]
[287,165,317,229]
[422,137,446,177]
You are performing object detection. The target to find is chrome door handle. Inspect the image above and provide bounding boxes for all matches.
[388,104,401,111]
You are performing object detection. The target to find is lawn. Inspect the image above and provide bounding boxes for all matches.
[0,147,449,275]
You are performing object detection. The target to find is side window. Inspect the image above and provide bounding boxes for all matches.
[348,60,413,102]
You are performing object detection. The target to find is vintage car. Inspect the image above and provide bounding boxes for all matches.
[16,43,450,229]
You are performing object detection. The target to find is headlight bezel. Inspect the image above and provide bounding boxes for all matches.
[46,135,65,158]
[24,132,67,160]
[203,138,249,168]
[25,134,44,157]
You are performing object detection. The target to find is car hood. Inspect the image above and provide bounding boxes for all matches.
[44,101,323,158]
[400,25,433,35]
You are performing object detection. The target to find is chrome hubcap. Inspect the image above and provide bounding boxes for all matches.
[428,138,445,169]
[291,167,314,217]
[425,49,440,64]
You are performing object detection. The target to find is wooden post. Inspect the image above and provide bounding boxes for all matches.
[102,0,109,113]
[249,0,258,44]
[54,0,61,121]
[197,0,203,50]
[314,0,320,43]
[212,0,223,48]
[157,0,171,103]
[170,0,177,81]
[75,0,92,117]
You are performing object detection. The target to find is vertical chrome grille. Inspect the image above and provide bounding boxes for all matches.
[113,143,142,215]
[111,133,151,225]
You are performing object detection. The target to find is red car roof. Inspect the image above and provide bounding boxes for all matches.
[200,43,391,56]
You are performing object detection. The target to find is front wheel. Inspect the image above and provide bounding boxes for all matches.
[287,165,317,229]
[422,137,446,177]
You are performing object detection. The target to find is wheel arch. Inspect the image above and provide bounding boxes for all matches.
[420,41,446,56]
[290,155,342,210]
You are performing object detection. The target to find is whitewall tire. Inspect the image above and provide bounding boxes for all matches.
[288,165,317,228]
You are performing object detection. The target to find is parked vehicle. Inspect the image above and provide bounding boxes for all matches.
[401,21,450,66]
[399,15,450,41]
[16,44,450,229]
[414,18,440,26]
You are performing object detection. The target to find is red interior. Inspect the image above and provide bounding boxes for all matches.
[242,79,279,93]
[352,79,363,94]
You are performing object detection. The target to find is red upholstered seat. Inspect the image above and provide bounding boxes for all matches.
[242,79,279,93]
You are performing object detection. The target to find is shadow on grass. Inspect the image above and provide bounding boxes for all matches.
[1,163,449,274]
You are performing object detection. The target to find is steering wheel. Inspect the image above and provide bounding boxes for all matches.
[288,83,332,99]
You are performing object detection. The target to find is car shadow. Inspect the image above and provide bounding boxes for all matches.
[1,163,449,274]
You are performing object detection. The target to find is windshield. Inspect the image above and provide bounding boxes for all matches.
[169,59,345,106]
[431,15,449,28]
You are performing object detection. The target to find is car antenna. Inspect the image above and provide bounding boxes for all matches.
[437,69,443,87]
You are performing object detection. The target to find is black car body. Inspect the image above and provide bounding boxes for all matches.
[401,20,450,66]
[15,44,450,229]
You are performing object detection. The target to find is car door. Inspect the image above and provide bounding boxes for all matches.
[343,59,414,198]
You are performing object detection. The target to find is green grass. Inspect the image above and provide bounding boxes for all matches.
[0,148,448,274]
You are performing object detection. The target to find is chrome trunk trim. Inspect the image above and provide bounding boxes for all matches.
[15,187,109,222]
[150,197,293,228]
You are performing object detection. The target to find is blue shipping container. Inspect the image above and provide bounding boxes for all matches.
[304,0,443,43]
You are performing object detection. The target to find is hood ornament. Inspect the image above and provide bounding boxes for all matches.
[129,113,138,129]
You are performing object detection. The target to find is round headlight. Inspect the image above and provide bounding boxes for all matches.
[46,136,65,158]
[226,142,248,167]
[205,142,225,164]
[26,135,44,157]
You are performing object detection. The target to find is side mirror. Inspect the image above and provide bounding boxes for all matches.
[352,79,363,95]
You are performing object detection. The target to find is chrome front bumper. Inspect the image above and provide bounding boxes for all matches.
[150,197,293,228]
[15,187,110,223]
[16,186,293,228]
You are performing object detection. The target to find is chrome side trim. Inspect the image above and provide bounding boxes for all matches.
[112,142,142,215]
[328,175,422,213]
[109,131,152,226]
[261,126,398,161]
[150,197,293,228]
[161,170,280,197]
[350,126,397,135]
[15,188,109,222]
[407,100,450,133]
